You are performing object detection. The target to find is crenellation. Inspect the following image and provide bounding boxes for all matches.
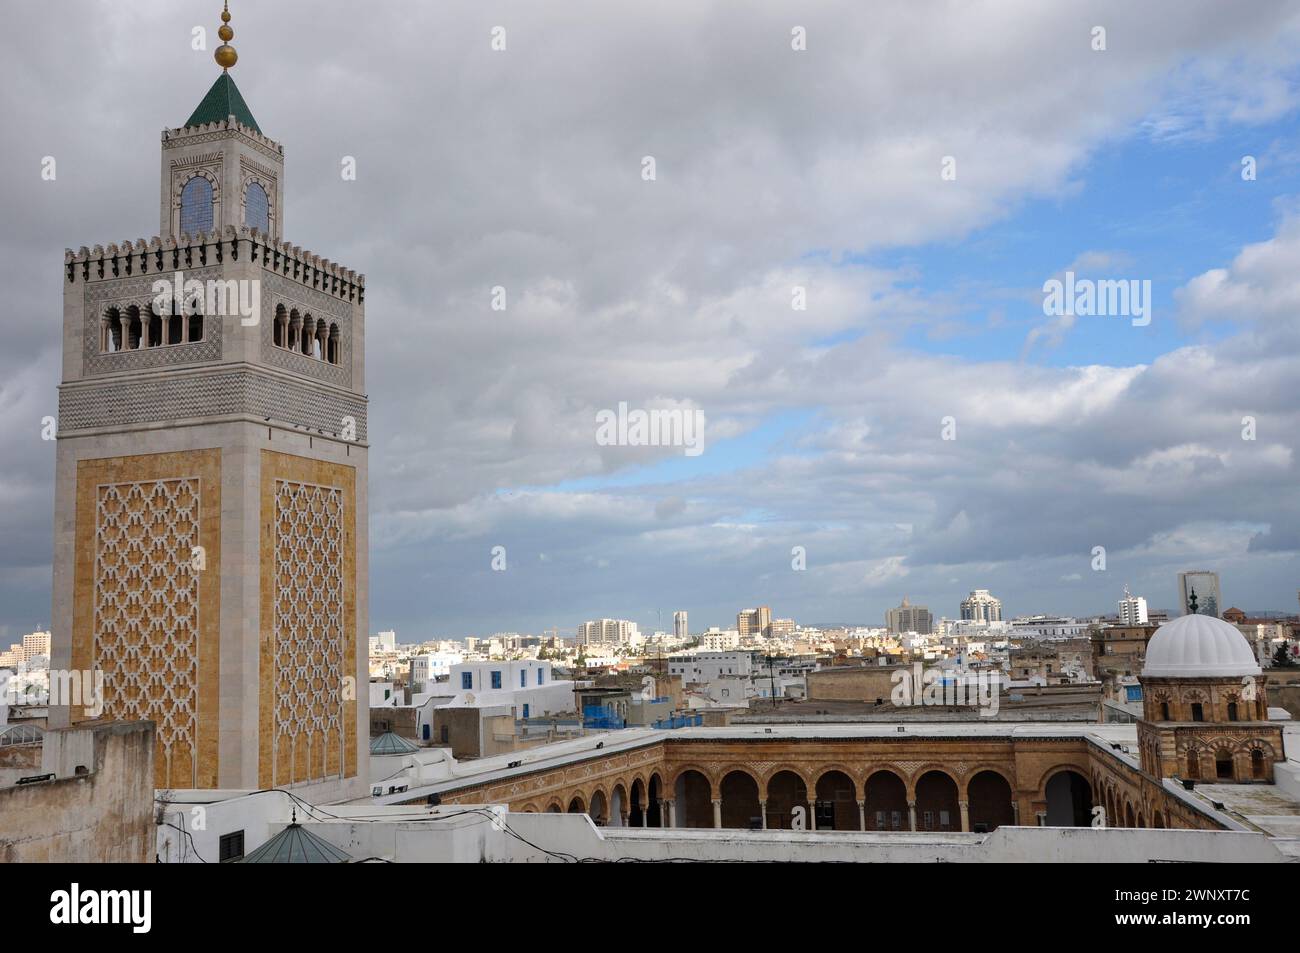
[63,229,365,302]
[162,115,284,157]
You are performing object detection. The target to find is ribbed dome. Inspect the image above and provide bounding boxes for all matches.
[1141,614,1261,678]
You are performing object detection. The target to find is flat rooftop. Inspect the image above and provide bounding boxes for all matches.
[367,722,1146,806]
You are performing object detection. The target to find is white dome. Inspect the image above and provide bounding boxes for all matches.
[1141,614,1261,678]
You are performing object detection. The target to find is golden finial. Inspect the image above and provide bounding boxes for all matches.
[214,2,238,71]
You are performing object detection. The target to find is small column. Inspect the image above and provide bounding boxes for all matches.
[908,799,917,832]
[639,807,647,828]
[858,800,867,831]
[959,800,970,833]
[712,798,722,829]
[663,798,676,828]
[1011,801,1019,825]
[618,811,630,829]
[759,800,768,830]
[808,801,816,831]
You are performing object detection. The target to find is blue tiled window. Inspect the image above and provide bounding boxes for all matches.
[245,181,269,233]
[490,671,502,689]
[537,669,544,685]
[179,176,214,235]
[461,672,473,690]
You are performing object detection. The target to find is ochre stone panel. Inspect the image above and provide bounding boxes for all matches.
[258,450,357,788]
[70,449,222,789]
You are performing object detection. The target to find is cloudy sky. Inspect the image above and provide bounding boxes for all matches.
[2,1,1299,642]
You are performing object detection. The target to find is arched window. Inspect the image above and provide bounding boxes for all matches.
[165,304,183,345]
[1190,702,1204,722]
[327,323,340,364]
[1160,702,1170,721]
[148,308,163,347]
[1226,701,1238,722]
[179,176,214,235]
[1186,750,1199,779]
[288,309,302,350]
[1214,750,1234,780]
[188,312,204,342]
[102,307,122,352]
[1251,749,1266,780]
[273,305,287,348]
[245,181,270,233]
[125,305,143,350]
[301,315,314,355]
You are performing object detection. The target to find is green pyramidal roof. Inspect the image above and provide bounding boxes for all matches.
[184,72,261,133]
[239,824,352,864]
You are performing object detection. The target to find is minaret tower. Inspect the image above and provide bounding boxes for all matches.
[51,4,369,798]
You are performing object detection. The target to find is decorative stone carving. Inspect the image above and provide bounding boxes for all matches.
[93,478,201,787]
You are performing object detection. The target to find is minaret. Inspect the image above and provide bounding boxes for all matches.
[51,4,369,798]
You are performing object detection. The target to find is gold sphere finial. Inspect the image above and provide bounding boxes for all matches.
[214,2,237,70]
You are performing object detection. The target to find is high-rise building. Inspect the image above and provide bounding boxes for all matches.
[577,619,640,646]
[1119,586,1148,625]
[737,606,772,640]
[673,610,688,640]
[1178,571,1222,618]
[886,596,933,635]
[769,618,796,640]
[22,631,52,661]
[48,9,369,797]
[960,589,1002,623]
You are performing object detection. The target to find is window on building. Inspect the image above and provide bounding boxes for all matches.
[522,704,530,719]
[102,308,122,352]
[1160,701,1170,720]
[537,668,544,685]
[1215,752,1234,780]
[245,181,270,233]
[1187,751,1199,779]
[923,811,935,831]
[1191,702,1204,722]
[180,175,214,235]
[1226,702,1238,722]
[490,671,502,690]
[1251,749,1265,780]
[460,672,472,690]
[520,670,527,688]
[218,830,245,863]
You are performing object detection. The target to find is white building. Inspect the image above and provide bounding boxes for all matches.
[1119,587,1149,625]
[674,611,689,640]
[1009,616,1091,640]
[410,651,465,689]
[577,618,641,647]
[445,659,572,718]
[960,589,1003,623]
[701,628,741,652]
[668,651,753,683]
